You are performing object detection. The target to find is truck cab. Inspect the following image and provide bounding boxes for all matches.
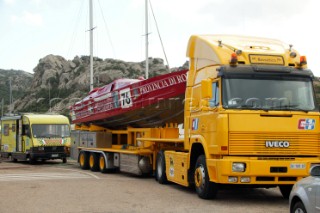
[183,35,320,199]
[0,114,71,163]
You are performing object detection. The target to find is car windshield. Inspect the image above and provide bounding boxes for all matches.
[32,124,70,138]
[222,76,315,111]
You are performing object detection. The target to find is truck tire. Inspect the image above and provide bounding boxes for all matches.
[155,150,167,184]
[279,185,292,199]
[194,155,218,199]
[99,154,108,173]
[79,152,89,170]
[29,156,37,165]
[89,153,99,172]
[62,157,67,164]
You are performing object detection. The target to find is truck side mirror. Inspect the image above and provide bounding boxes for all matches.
[201,79,212,99]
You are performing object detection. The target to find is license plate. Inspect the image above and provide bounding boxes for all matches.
[290,163,306,169]
[52,154,59,157]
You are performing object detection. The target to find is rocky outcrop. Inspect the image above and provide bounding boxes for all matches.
[0,69,33,113]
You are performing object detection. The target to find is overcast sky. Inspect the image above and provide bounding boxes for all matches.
[1,0,320,76]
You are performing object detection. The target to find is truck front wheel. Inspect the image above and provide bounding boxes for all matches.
[79,152,89,170]
[194,155,218,199]
[155,151,167,184]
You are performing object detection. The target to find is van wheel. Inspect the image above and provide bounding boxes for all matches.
[79,152,89,170]
[62,157,67,164]
[194,155,218,199]
[29,156,37,165]
[155,151,167,184]
[89,153,99,172]
[99,154,108,173]
[279,185,292,199]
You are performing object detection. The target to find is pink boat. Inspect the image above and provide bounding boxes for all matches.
[70,70,187,129]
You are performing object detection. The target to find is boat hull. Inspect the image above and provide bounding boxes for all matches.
[70,70,187,129]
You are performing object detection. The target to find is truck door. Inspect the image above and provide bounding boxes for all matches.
[190,79,220,145]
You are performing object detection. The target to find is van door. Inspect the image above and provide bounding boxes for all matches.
[15,120,22,152]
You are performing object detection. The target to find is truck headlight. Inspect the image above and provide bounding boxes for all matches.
[232,162,246,172]
[64,146,70,153]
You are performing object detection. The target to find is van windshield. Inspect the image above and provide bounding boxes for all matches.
[32,124,70,138]
[222,76,316,111]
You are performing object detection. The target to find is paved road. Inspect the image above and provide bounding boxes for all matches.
[0,159,289,213]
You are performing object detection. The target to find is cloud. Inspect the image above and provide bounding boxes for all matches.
[31,0,42,7]
[199,0,306,19]
[4,0,15,5]
[10,11,43,26]
[23,11,43,26]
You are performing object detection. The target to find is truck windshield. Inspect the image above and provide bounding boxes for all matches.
[32,124,70,138]
[222,76,316,111]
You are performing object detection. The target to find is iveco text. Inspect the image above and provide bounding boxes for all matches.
[265,141,290,148]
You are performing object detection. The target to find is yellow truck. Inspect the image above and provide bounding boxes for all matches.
[72,35,320,199]
[0,114,71,163]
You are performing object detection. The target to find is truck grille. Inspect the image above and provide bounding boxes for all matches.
[229,132,320,156]
[31,146,65,153]
[43,146,65,152]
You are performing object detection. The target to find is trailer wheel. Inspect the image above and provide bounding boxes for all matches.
[79,152,89,170]
[99,154,108,173]
[155,151,167,184]
[194,155,218,199]
[89,153,99,172]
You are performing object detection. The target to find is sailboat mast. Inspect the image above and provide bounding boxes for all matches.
[145,0,149,79]
[89,0,94,91]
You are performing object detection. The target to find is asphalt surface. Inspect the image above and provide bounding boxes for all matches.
[0,159,289,213]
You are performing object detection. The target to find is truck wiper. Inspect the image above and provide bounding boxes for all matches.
[276,105,309,113]
[285,106,309,113]
[259,105,310,113]
[239,104,261,109]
